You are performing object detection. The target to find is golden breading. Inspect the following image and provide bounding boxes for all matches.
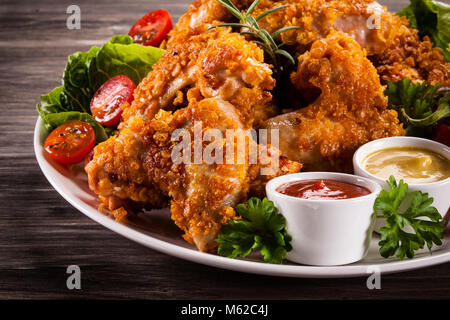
[371,25,450,86]
[164,0,449,87]
[156,98,300,251]
[85,114,170,212]
[86,26,300,252]
[249,0,402,55]
[125,28,275,128]
[163,0,258,48]
[263,32,404,172]
[88,94,300,252]
[251,0,449,85]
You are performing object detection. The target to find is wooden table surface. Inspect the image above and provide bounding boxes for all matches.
[0,0,449,300]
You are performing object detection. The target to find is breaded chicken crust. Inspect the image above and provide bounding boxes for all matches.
[371,26,450,86]
[264,32,404,171]
[165,0,449,86]
[127,28,275,127]
[86,26,300,251]
[87,0,447,252]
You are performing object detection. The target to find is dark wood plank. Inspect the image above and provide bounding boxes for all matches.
[0,0,448,300]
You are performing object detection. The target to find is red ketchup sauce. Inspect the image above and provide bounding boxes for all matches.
[276,179,371,200]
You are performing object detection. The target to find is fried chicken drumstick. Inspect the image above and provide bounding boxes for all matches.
[263,31,404,171]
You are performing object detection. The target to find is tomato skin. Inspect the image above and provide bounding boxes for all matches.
[44,121,96,165]
[90,75,136,127]
[129,9,173,47]
[433,123,450,147]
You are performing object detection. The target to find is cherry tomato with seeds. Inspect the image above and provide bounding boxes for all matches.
[433,123,450,147]
[128,9,173,47]
[90,75,136,127]
[44,121,96,165]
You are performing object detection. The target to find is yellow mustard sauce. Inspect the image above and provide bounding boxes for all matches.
[363,146,450,184]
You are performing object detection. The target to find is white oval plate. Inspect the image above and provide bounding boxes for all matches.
[34,117,450,278]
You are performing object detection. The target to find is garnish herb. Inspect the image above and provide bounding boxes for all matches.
[210,0,300,78]
[375,176,445,259]
[385,79,450,137]
[216,197,292,264]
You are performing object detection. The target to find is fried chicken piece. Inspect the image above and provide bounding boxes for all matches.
[143,97,300,251]
[251,0,402,55]
[250,0,449,85]
[164,0,258,48]
[87,28,275,211]
[86,27,300,251]
[87,94,300,251]
[370,26,450,86]
[125,28,275,128]
[143,97,254,251]
[263,32,404,172]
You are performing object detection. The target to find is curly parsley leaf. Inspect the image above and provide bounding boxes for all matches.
[385,79,450,137]
[375,176,445,259]
[216,197,292,264]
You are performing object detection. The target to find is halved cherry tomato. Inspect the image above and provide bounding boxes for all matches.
[90,75,136,127]
[433,123,450,147]
[128,9,173,47]
[44,121,96,165]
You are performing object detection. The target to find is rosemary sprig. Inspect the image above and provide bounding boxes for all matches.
[209,0,301,76]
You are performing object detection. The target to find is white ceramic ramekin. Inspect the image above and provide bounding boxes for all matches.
[353,136,450,232]
[266,172,382,266]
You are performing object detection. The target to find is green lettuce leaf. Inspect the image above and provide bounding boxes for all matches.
[37,109,109,144]
[88,35,164,91]
[61,46,101,113]
[385,79,450,137]
[397,0,450,61]
[37,35,164,143]
[38,86,67,115]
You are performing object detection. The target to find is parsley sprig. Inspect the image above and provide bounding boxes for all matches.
[375,176,446,259]
[210,0,301,77]
[385,79,450,136]
[216,197,292,264]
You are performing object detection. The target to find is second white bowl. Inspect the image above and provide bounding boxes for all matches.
[353,136,450,233]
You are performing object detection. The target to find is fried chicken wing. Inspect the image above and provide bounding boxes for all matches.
[251,0,449,85]
[250,0,402,55]
[86,27,300,251]
[164,0,256,48]
[126,28,275,127]
[146,97,299,251]
[263,32,404,171]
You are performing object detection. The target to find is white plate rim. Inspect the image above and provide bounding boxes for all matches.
[33,117,450,278]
